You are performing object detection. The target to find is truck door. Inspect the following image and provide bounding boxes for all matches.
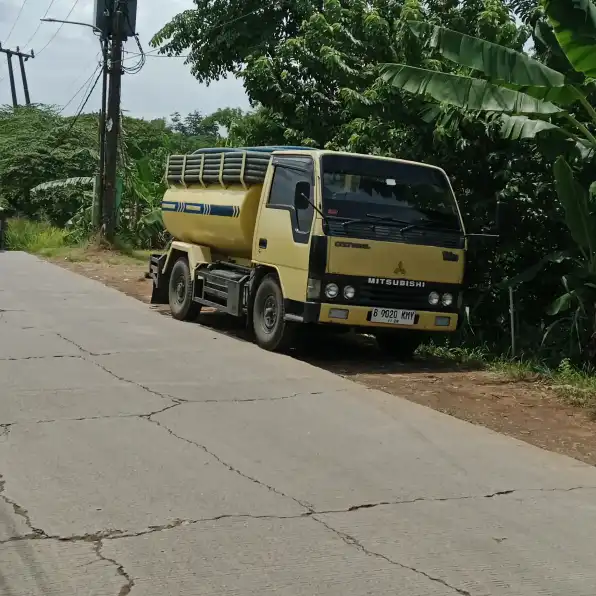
[253,156,316,302]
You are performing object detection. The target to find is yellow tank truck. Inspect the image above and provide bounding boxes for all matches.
[149,147,479,356]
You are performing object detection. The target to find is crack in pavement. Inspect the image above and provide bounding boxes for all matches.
[0,471,135,596]
[1,484,594,595]
[1,483,593,547]
[1,333,590,594]
[54,332,176,404]
[31,402,184,426]
[0,475,48,540]
[95,540,135,596]
[146,415,314,512]
[194,389,346,404]
[0,354,84,362]
[312,514,473,596]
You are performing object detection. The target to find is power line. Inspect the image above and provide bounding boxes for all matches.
[59,58,102,114]
[22,0,59,50]
[4,0,31,45]
[51,66,102,154]
[35,0,81,56]
[123,50,190,60]
[146,8,262,59]
[72,65,101,116]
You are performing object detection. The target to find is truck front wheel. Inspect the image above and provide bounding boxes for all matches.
[169,257,201,321]
[253,275,294,351]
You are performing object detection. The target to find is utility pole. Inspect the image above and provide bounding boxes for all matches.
[16,47,31,105]
[0,44,34,107]
[103,0,125,241]
[96,38,109,228]
[6,53,17,108]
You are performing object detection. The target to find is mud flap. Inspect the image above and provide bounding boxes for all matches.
[149,254,169,305]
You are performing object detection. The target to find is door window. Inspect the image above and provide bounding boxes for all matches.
[267,158,315,241]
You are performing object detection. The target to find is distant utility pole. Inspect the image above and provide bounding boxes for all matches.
[0,44,34,107]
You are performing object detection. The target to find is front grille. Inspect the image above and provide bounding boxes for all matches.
[327,220,464,249]
[359,284,435,310]
[323,275,460,312]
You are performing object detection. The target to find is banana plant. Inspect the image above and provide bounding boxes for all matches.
[380,0,596,356]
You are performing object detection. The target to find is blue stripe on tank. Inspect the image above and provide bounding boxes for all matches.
[161,201,240,218]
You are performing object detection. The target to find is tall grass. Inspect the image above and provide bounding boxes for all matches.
[5,218,70,255]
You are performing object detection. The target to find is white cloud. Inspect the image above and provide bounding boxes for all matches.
[0,0,249,119]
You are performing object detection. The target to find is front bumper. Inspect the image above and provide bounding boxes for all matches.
[318,303,459,332]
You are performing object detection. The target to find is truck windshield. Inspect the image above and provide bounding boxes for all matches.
[321,154,461,232]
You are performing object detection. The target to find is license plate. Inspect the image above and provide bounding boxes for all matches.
[370,308,416,326]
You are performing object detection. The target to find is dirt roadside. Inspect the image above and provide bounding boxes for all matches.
[51,255,596,467]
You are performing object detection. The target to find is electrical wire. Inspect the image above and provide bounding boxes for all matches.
[22,0,59,50]
[35,0,81,56]
[3,0,31,45]
[59,57,102,114]
[51,66,102,154]
[137,8,262,60]
[123,50,190,60]
[122,4,145,75]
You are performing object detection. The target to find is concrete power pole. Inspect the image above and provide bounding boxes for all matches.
[0,44,34,107]
[102,1,125,241]
[95,38,109,229]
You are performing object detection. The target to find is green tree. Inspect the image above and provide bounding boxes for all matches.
[381,0,596,359]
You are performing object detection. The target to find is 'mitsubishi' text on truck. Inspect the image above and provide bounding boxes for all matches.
[149,147,478,357]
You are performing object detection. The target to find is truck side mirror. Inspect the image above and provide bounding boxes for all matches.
[294,182,311,211]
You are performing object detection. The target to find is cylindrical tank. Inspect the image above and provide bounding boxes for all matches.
[162,183,263,259]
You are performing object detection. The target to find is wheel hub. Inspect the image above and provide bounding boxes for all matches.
[263,295,278,331]
[175,276,186,304]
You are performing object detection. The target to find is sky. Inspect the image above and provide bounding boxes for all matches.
[0,0,250,119]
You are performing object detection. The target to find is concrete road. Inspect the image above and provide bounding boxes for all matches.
[1,252,596,596]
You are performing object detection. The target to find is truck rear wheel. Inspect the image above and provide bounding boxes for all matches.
[375,331,421,361]
[169,257,201,321]
[253,274,293,351]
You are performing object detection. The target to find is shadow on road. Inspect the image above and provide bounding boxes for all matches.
[152,306,482,377]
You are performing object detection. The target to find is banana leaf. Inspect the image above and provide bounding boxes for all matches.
[498,114,560,140]
[554,156,596,254]
[545,0,596,77]
[533,18,576,77]
[408,21,567,88]
[547,291,575,315]
[31,177,95,195]
[380,64,562,115]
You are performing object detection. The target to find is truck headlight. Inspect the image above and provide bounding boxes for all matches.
[343,285,356,300]
[442,293,454,307]
[325,283,339,299]
[428,291,440,306]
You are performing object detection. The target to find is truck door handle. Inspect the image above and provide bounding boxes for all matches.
[259,238,268,249]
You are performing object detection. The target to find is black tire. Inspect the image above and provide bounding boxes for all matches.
[252,274,294,351]
[168,257,201,321]
[375,332,421,361]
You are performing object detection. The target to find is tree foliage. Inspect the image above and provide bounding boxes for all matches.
[382,0,596,359]
[0,105,245,247]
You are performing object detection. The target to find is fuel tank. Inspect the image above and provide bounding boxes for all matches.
[161,184,263,259]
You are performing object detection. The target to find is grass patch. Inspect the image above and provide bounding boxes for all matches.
[5,218,70,255]
[419,343,596,410]
[5,219,152,264]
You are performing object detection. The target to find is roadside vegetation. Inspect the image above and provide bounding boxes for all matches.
[2,0,596,406]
